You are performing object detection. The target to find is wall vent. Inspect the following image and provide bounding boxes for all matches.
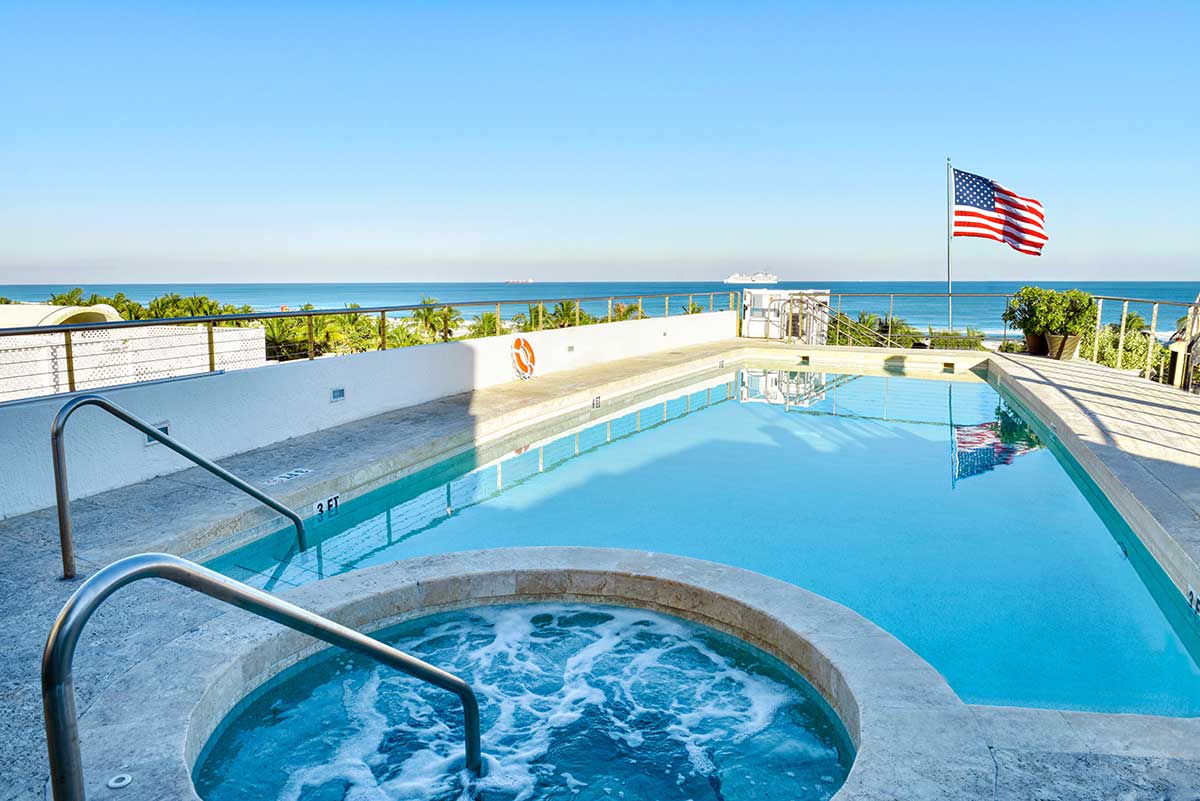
[331,387,346,402]
[144,421,169,446]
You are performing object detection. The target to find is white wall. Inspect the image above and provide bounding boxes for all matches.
[0,311,735,518]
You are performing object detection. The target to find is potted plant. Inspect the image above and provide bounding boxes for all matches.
[1001,286,1052,356]
[1044,289,1095,360]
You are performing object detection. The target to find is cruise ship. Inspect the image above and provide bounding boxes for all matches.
[724,271,778,284]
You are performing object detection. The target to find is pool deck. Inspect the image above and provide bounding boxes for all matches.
[2,340,1200,799]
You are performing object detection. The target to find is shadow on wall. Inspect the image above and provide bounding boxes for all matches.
[0,311,737,521]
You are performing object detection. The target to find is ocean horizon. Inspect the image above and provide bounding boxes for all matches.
[2,280,1196,338]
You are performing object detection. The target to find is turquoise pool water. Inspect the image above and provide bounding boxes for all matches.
[211,368,1200,715]
[194,604,853,801]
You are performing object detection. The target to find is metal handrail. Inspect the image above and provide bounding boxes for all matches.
[51,394,306,579]
[42,553,484,800]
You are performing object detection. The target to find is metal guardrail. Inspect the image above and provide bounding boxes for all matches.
[42,553,483,801]
[0,291,739,402]
[777,291,1200,389]
[51,394,307,579]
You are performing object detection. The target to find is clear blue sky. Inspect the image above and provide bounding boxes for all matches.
[1,1,1196,282]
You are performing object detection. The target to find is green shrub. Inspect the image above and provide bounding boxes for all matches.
[928,328,986,350]
[1078,324,1169,376]
[1002,286,1095,335]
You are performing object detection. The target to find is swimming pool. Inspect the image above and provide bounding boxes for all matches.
[194,603,853,801]
[210,367,1200,715]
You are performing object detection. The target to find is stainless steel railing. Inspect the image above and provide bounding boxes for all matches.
[42,553,484,801]
[51,394,307,579]
[0,291,741,402]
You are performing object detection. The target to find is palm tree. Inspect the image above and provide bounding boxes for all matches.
[433,305,464,341]
[611,302,642,321]
[510,304,544,332]
[48,288,85,306]
[1117,311,1148,333]
[547,301,592,328]
[107,292,146,320]
[387,319,427,348]
[855,311,880,329]
[468,312,503,338]
[146,293,186,318]
[679,302,704,315]
[261,316,306,360]
[410,296,443,341]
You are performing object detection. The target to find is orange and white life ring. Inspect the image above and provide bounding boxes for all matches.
[511,337,536,379]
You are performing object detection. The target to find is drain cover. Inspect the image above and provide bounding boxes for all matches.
[106,774,132,790]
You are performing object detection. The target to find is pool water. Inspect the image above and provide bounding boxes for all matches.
[210,368,1200,715]
[194,604,853,801]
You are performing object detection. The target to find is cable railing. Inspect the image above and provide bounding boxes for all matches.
[0,291,740,403]
[42,553,483,801]
[765,291,1200,391]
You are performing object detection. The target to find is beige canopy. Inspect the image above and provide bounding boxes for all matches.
[0,303,123,329]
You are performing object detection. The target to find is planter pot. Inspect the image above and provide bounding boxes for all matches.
[1045,333,1081,360]
[1023,332,1048,356]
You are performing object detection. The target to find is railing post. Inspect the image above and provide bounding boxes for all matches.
[708,292,714,312]
[495,302,502,334]
[836,295,842,344]
[1002,295,1010,348]
[206,321,217,371]
[1116,301,1129,370]
[638,296,643,317]
[1145,303,1159,379]
[63,331,76,393]
[688,293,693,314]
[575,299,581,327]
[887,294,894,348]
[306,315,315,360]
[664,296,670,318]
[608,297,613,323]
[378,312,388,350]
[1091,298,1104,362]
[538,302,544,330]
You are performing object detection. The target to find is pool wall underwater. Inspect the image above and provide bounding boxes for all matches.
[74,549,995,800]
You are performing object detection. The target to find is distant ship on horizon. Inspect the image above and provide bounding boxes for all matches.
[724,271,778,284]
[504,278,535,284]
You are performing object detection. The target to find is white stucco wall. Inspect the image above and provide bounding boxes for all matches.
[0,311,735,519]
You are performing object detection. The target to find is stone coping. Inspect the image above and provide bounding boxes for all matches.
[72,548,994,800]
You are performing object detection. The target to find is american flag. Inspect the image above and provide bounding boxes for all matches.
[952,168,1047,256]
[952,421,1037,481]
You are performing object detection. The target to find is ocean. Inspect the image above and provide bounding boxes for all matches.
[2,281,1196,338]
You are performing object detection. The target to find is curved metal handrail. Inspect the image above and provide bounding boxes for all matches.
[51,394,306,579]
[42,553,484,800]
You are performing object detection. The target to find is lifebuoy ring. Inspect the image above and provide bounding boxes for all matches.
[511,337,536,378]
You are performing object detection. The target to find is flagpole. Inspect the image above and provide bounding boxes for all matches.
[946,157,954,330]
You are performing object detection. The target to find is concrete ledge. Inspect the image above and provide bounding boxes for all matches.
[73,548,993,801]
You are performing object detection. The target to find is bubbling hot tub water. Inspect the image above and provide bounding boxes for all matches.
[194,604,853,801]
